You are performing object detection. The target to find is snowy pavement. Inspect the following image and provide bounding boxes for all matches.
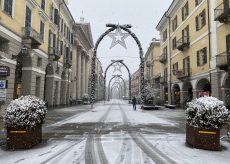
[0,99,230,164]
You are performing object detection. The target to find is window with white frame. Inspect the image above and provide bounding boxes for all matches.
[41,0,45,11]
[163,29,167,42]
[182,1,189,21]
[197,47,207,66]
[195,10,206,31]
[172,16,178,32]
[25,6,32,27]
[40,21,45,41]
[3,0,13,16]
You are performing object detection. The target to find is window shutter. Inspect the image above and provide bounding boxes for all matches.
[53,34,56,48]
[195,16,199,31]
[54,9,59,25]
[182,8,184,21]
[48,30,52,47]
[201,10,206,27]
[197,51,200,66]
[202,47,207,64]
[226,34,230,54]
[50,4,53,20]
[175,17,177,29]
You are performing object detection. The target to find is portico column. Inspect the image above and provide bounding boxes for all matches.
[71,46,77,100]
[85,56,89,94]
[180,91,187,109]
[81,53,86,97]
[192,90,198,99]
[77,49,82,100]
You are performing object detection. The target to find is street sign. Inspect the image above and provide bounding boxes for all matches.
[0,89,7,101]
[0,66,10,76]
[0,80,7,89]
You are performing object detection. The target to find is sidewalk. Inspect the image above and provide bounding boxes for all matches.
[0,104,84,140]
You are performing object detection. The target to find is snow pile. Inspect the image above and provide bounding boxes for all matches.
[186,96,229,129]
[4,95,47,128]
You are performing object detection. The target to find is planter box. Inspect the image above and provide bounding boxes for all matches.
[186,124,220,150]
[7,125,42,149]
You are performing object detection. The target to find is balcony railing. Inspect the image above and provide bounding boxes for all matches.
[216,52,230,70]
[214,1,230,23]
[176,68,191,80]
[176,36,190,51]
[159,54,167,64]
[22,27,42,49]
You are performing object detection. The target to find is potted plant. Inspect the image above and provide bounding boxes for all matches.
[4,95,47,149]
[186,96,229,150]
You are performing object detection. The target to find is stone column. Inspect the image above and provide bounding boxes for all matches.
[81,53,86,97]
[71,46,77,100]
[180,91,187,109]
[77,48,82,100]
[222,88,230,107]
[211,71,222,99]
[171,90,175,105]
[85,55,89,94]
[192,90,198,99]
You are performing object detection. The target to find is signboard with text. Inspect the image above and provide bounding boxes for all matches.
[0,66,10,76]
[0,80,7,89]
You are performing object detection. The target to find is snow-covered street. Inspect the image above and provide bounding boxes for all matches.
[0,100,230,164]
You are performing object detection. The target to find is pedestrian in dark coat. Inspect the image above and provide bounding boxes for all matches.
[132,96,137,110]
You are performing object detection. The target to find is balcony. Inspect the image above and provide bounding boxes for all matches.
[216,52,230,71]
[22,27,42,49]
[176,36,190,51]
[48,47,60,61]
[176,68,191,80]
[214,1,230,23]
[159,54,167,64]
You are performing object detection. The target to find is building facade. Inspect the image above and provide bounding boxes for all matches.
[72,19,94,103]
[131,69,140,98]
[156,0,230,108]
[144,38,161,105]
[0,0,96,116]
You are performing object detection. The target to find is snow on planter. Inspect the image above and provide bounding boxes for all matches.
[186,96,229,129]
[4,95,47,128]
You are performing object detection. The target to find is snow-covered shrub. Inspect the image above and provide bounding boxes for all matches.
[186,96,229,129]
[4,96,47,128]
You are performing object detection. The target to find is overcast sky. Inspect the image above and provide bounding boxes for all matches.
[68,0,173,85]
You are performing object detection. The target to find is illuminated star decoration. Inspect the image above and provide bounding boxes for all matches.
[112,62,123,73]
[108,27,129,49]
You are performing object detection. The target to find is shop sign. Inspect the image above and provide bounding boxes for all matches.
[0,66,10,76]
[0,80,7,89]
[0,89,6,101]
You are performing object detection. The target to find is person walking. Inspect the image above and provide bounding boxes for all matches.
[132,96,137,110]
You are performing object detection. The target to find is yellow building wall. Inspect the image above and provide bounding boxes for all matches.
[152,46,161,77]
[217,25,230,54]
[0,0,50,54]
[169,0,210,81]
